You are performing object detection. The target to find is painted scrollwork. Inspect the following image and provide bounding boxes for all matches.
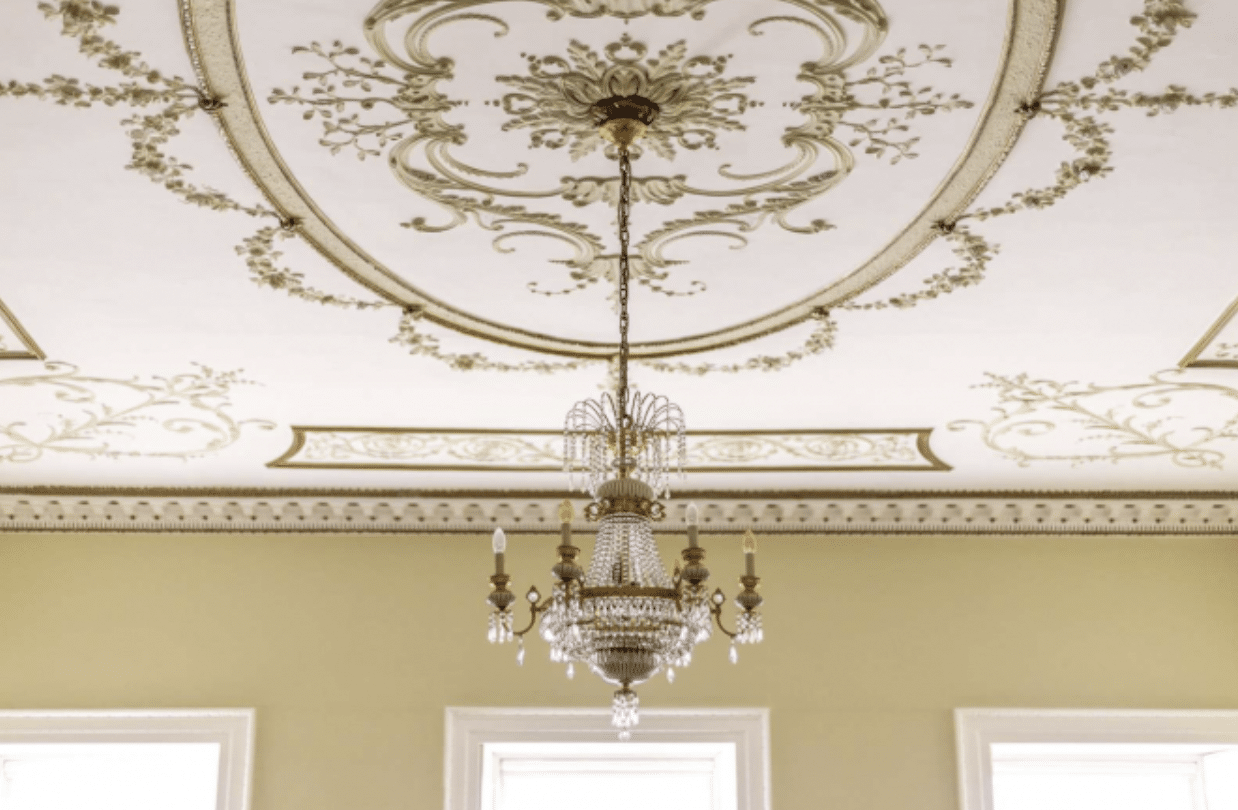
[269,424,947,470]
[0,361,274,463]
[290,431,564,466]
[271,0,972,298]
[950,371,1238,469]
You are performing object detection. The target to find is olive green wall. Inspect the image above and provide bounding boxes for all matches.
[0,531,1236,809]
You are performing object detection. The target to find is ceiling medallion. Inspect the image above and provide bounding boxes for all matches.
[183,0,1060,359]
[485,98,764,738]
[273,0,972,300]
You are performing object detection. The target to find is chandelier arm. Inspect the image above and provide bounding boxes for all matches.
[709,601,740,640]
[511,598,553,638]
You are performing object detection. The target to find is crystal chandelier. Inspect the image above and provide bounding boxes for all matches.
[484,94,766,739]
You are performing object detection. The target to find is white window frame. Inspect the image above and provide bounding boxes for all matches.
[955,708,1238,810]
[445,708,769,810]
[0,709,254,810]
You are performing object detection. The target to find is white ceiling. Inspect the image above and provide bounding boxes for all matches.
[1,0,1236,496]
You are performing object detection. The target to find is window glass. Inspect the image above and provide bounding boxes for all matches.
[0,742,220,810]
[485,741,736,810]
[991,743,1238,810]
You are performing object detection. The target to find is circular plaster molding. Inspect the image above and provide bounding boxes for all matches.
[181,0,1062,359]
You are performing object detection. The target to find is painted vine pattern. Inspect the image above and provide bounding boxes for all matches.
[950,371,1238,469]
[0,361,274,463]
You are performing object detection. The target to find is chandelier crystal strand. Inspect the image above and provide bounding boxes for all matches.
[486,93,765,741]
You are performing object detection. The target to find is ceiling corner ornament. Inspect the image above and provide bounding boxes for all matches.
[950,371,1238,470]
[0,298,46,361]
[266,426,949,472]
[0,362,274,463]
[1180,295,1238,370]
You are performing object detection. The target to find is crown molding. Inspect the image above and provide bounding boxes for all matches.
[0,488,1234,535]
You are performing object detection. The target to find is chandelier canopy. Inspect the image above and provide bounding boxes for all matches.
[485,93,765,739]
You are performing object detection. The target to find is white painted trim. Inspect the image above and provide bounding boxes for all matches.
[955,709,1238,810]
[445,708,769,810]
[0,709,255,810]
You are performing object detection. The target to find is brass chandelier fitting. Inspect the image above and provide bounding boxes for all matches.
[484,94,766,739]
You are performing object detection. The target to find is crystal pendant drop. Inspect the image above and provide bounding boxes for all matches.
[516,639,525,666]
[611,687,639,741]
[566,662,575,680]
[729,642,738,664]
[666,667,675,683]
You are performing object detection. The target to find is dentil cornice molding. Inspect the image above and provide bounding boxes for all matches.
[1,489,1234,535]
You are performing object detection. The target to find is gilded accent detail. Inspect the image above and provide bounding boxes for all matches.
[1180,295,1238,370]
[0,362,275,463]
[951,371,1238,470]
[0,298,46,361]
[267,426,950,472]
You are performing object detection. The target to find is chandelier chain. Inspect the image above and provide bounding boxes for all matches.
[617,147,632,473]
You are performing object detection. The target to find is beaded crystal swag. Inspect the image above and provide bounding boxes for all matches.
[485,95,766,739]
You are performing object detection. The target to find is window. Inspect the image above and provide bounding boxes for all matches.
[446,709,768,810]
[0,710,253,810]
[956,709,1238,810]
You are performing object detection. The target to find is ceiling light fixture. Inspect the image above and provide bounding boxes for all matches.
[485,94,766,739]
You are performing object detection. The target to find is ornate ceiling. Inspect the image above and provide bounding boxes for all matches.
[1,0,1236,531]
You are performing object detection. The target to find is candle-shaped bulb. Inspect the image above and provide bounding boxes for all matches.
[742,530,756,577]
[686,503,701,548]
[492,528,507,554]
[558,499,574,524]
[742,530,756,555]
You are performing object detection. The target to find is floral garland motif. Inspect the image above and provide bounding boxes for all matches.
[271,2,973,299]
[1,2,266,217]
[389,309,593,373]
[1,2,387,314]
[950,371,1238,470]
[637,308,837,375]
[0,361,274,463]
[237,225,391,310]
[844,0,1237,312]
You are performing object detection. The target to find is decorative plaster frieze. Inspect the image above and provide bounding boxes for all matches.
[1,490,1234,535]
